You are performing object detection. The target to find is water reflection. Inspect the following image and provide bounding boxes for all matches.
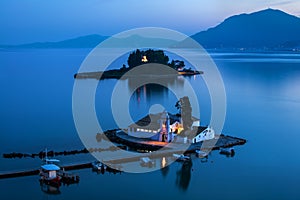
[127,75,185,90]
[133,84,169,104]
[175,160,193,191]
[128,75,185,104]
[40,183,61,195]
[160,157,170,178]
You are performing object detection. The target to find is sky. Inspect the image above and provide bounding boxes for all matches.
[0,0,300,44]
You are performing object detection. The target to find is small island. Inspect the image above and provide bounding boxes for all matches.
[96,96,246,161]
[74,49,203,79]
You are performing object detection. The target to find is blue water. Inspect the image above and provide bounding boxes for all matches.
[0,49,300,199]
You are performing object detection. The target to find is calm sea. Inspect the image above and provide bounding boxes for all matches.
[0,49,300,200]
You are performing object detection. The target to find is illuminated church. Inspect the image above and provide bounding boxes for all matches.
[127,111,215,143]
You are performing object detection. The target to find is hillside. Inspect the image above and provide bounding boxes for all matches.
[190,8,300,49]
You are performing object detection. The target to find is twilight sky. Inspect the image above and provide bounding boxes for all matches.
[0,0,300,44]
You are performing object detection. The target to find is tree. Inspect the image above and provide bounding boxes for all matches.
[120,64,127,71]
[127,49,182,69]
[127,49,142,68]
[175,96,192,131]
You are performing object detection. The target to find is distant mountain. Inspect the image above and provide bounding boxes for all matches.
[189,8,300,49]
[99,34,177,48]
[2,9,300,50]
[0,34,108,48]
[0,34,177,49]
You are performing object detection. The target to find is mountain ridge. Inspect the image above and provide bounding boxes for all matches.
[190,8,300,49]
[0,34,109,49]
[1,8,300,50]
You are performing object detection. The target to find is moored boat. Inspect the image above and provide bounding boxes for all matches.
[91,161,107,171]
[140,157,155,167]
[195,150,208,158]
[219,147,235,156]
[39,163,61,187]
[172,154,191,162]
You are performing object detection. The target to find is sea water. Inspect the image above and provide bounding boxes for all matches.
[0,49,299,200]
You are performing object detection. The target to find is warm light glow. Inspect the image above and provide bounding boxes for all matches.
[141,56,148,62]
[177,127,184,134]
[161,157,167,168]
[170,122,184,134]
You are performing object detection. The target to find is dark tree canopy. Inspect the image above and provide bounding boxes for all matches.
[175,96,192,130]
[127,49,185,70]
[169,60,185,70]
[127,49,143,69]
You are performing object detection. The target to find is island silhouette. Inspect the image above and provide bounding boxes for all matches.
[74,49,202,80]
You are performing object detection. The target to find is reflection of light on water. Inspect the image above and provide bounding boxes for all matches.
[161,157,167,168]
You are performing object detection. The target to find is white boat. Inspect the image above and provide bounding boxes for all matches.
[140,157,155,167]
[195,150,208,158]
[172,154,190,162]
[91,161,107,172]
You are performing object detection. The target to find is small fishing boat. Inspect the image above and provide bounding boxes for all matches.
[219,147,235,156]
[140,157,155,167]
[39,149,80,186]
[39,162,61,187]
[91,161,107,171]
[172,154,191,162]
[195,150,208,158]
[39,149,61,187]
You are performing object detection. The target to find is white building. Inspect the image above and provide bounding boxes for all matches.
[127,111,214,143]
[191,126,215,143]
[128,111,175,142]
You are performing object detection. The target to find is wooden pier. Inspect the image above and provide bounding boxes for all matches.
[0,161,124,180]
[0,130,246,180]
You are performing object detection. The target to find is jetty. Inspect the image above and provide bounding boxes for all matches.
[0,132,245,179]
[0,161,123,180]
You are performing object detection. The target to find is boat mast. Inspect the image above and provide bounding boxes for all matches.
[45,148,48,164]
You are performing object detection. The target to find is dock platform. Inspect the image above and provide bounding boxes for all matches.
[0,129,246,179]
